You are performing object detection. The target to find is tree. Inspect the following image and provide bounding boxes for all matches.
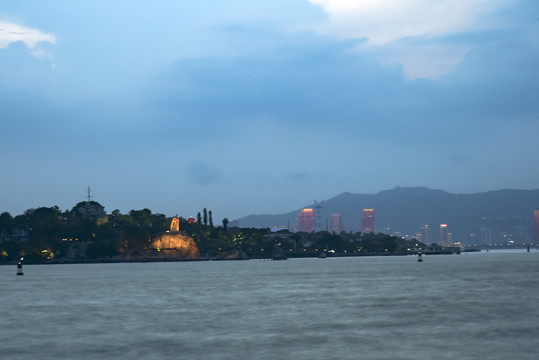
[197,212,202,224]
[209,210,213,227]
[0,212,13,231]
[203,208,208,226]
[222,217,229,231]
[86,240,119,259]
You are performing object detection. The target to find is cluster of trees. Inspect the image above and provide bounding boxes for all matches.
[0,203,169,263]
[0,203,424,264]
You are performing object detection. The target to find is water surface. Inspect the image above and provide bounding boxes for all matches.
[1,250,538,359]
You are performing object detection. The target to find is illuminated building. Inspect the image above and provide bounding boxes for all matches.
[534,209,539,242]
[421,225,429,244]
[296,208,315,233]
[440,224,448,244]
[330,214,344,234]
[271,226,289,233]
[361,209,375,234]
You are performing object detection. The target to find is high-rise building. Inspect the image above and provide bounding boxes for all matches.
[440,224,448,244]
[296,208,315,233]
[330,214,344,234]
[361,209,375,234]
[421,225,429,244]
[480,227,492,246]
[534,209,539,242]
[313,201,326,232]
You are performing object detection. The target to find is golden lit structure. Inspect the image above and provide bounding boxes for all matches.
[140,214,200,259]
[147,233,200,258]
[170,215,180,233]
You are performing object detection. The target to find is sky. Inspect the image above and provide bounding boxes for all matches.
[1,0,539,221]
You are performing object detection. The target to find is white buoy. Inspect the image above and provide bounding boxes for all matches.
[17,259,24,276]
[417,251,423,262]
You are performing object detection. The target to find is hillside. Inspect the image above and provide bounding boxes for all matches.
[232,187,539,243]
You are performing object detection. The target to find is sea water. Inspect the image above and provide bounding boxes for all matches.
[1,250,538,360]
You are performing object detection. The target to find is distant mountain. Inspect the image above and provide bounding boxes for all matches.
[232,187,539,243]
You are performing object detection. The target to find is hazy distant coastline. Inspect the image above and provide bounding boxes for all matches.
[2,186,538,265]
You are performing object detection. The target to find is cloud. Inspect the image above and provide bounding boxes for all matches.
[307,0,515,79]
[308,0,507,45]
[0,20,56,67]
[147,24,538,139]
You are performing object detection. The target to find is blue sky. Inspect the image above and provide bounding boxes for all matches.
[1,0,538,221]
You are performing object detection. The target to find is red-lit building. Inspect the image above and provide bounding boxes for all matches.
[296,208,315,233]
[534,209,539,242]
[361,209,375,234]
[330,214,344,234]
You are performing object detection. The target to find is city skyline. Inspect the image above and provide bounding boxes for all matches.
[1,1,538,220]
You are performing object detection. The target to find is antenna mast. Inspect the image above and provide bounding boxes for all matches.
[87,186,92,202]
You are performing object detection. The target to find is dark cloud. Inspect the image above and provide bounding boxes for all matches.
[145,26,539,145]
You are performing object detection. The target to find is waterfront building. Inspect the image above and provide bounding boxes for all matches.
[296,208,315,233]
[330,214,344,234]
[361,209,375,234]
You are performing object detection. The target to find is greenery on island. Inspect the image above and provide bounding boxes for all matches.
[0,202,425,264]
